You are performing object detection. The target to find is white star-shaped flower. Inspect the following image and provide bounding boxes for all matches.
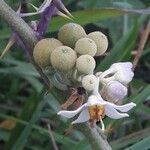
[58,94,136,130]
[58,66,136,130]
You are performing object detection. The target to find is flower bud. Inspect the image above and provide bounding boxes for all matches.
[82,75,97,91]
[76,55,96,74]
[58,23,87,48]
[99,62,134,85]
[111,62,134,84]
[87,31,108,56]
[103,81,127,102]
[33,38,63,68]
[75,38,97,56]
[110,62,133,72]
[50,46,77,71]
[114,71,134,85]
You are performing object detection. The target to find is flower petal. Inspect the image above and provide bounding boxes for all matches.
[87,95,106,106]
[114,71,134,84]
[105,104,129,119]
[99,68,114,79]
[105,81,128,101]
[57,103,87,118]
[72,108,90,124]
[110,62,134,84]
[110,62,133,71]
[109,102,136,112]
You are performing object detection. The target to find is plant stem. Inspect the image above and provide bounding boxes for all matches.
[0,0,37,49]
[0,0,51,89]
[76,123,112,150]
[0,1,112,149]
[47,124,59,150]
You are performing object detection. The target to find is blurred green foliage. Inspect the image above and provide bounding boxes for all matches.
[0,0,150,150]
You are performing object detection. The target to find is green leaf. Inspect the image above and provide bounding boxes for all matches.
[1,58,40,77]
[132,85,150,106]
[0,29,11,39]
[49,8,126,32]
[0,129,10,141]
[112,2,133,9]
[0,113,77,146]
[125,136,150,150]
[135,104,150,115]
[111,128,150,150]
[0,58,42,91]
[11,100,45,150]
[0,66,39,77]
[24,76,43,93]
[4,89,45,150]
[49,8,150,33]
[96,21,139,71]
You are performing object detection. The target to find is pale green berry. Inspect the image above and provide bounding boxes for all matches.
[33,38,63,68]
[75,38,97,56]
[87,31,108,56]
[82,75,97,91]
[58,23,87,48]
[76,55,96,74]
[50,46,77,71]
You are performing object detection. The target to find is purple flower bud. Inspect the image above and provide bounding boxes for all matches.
[100,62,134,85]
[104,81,128,102]
[110,62,133,71]
[111,62,134,84]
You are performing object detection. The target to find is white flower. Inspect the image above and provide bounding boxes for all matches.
[57,94,136,130]
[99,62,134,84]
[58,65,136,130]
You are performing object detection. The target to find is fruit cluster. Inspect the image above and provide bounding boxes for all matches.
[33,22,108,78]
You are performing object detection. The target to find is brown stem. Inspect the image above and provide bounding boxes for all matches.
[47,124,59,150]
[133,20,150,69]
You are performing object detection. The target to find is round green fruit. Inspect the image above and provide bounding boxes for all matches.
[87,31,108,56]
[50,46,77,71]
[58,23,86,48]
[33,38,63,68]
[76,55,96,74]
[75,38,97,56]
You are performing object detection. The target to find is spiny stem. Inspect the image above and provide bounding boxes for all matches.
[0,1,112,150]
[0,0,37,48]
[0,0,51,90]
